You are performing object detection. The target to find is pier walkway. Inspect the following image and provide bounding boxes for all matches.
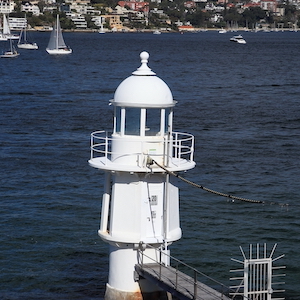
[135,247,231,300]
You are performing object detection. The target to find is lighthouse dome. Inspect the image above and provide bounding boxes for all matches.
[112,52,175,108]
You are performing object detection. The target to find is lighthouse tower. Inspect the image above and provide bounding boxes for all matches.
[89,52,195,300]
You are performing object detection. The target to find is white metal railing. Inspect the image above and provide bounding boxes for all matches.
[230,244,285,300]
[90,130,194,165]
[136,244,232,300]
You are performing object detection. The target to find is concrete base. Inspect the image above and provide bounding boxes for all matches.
[104,283,172,300]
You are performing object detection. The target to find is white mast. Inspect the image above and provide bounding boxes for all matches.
[56,15,59,49]
[89,52,195,300]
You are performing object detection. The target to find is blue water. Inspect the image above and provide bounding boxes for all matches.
[1,31,300,299]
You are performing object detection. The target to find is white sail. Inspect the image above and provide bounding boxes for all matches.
[3,14,10,35]
[17,16,38,50]
[1,14,19,40]
[46,15,71,55]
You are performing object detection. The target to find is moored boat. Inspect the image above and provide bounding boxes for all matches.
[219,28,227,33]
[1,39,19,58]
[46,15,72,55]
[17,20,38,50]
[153,29,161,34]
[1,14,19,40]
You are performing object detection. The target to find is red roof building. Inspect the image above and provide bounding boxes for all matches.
[260,0,277,12]
[178,25,196,31]
[184,1,196,9]
[118,1,149,13]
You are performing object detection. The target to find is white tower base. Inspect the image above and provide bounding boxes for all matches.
[104,245,171,300]
[104,283,171,300]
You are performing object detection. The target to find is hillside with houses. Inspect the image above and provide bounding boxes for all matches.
[1,0,300,32]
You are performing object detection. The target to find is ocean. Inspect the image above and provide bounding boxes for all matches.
[1,30,300,299]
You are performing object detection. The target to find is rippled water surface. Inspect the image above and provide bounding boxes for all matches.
[1,31,300,299]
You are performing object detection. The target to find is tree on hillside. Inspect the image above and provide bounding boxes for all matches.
[91,0,118,8]
[186,9,210,27]
[242,7,267,28]
[223,7,242,25]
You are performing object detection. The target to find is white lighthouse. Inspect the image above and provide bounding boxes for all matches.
[89,51,195,300]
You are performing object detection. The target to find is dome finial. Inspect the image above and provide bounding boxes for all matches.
[132,51,156,76]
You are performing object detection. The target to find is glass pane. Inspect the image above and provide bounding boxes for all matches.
[145,108,160,136]
[115,107,121,134]
[125,108,140,135]
[165,108,170,134]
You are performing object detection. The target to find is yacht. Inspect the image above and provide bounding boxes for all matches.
[230,34,246,44]
[218,28,227,33]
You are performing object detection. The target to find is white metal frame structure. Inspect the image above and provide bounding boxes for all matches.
[230,243,285,300]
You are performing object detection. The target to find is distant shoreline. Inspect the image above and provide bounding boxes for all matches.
[21,28,296,33]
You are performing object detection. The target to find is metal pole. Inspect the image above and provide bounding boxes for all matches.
[159,249,162,280]
[193,270,197,299]
[175,262,178,289]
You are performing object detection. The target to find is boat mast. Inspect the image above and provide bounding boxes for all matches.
[56,15,59,50]
[24,14,27,42]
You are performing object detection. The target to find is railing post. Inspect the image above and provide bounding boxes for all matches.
[141,249,143,267]
[105,132,108,161]
[178,140,182,160]
[90,134,93,159]
[220,284,224,299]
[159,248,162,280]
[174,132,178,158]
[190,136,194,161]
[194,270,197,299]
[175,261,178,289]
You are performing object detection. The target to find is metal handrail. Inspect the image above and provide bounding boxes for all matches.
[137,244,233,300]
[90,130,194,163]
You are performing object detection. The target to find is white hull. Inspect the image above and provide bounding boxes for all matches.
[18,43,38,50]
[0,51,19,58]
[0,34,19,40]
[230,35,246,44]
[46,48,72,55]
[0,34,7,41]
[230,39,246,44]
[8,35,19,40]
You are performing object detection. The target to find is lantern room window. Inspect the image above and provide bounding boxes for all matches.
[145,108,162,136]
[114,106,172,137]
[125,107,140,135]
[114,106,121,134]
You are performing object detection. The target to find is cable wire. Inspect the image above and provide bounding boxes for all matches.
[150,158,266,204]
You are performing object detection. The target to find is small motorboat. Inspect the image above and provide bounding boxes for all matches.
[153,30,161,35]
[230,35,246,44]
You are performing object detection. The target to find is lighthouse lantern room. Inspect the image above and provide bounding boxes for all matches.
[89,51,195,300]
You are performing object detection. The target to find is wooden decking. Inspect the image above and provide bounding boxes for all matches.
[135,263,231,300]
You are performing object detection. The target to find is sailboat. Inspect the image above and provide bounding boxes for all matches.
[17,16,38,49]
[46,15,72,55]
[1,38,19,58]
[0,14,19,41]
[98,23,105,34]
